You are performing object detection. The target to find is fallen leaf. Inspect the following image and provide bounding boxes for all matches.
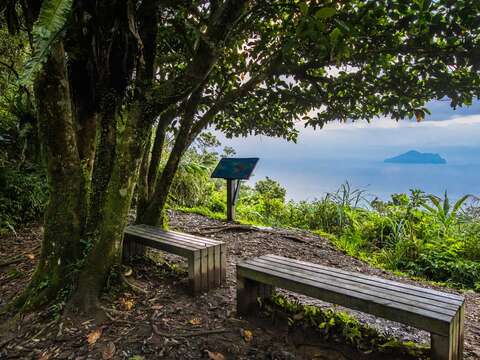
[242,329,253,342]
[87,328,102,349]
[123,266,133,277]
[188,317,202,325]
[119,297,135,311]
[25,253,35,260]
[39,353,49,360]
[206,350,226,360]
[102,341,116,359]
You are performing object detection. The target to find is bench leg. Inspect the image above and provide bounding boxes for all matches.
[457,303,464,359]
[431,304,464,360]
[188,253,201,295]
[431,333,453,360]
[237,275,274,316]
[220,244,227,283]
[122,237,143,262]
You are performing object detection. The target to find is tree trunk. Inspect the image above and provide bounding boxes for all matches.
[138,110,197,226]
[70,102,150,311]
[13,41,87,311]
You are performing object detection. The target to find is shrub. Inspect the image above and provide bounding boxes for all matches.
[0,166,48,234]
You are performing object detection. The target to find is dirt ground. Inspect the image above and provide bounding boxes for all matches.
[0,210,479,359]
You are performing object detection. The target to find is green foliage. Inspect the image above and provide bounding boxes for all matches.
[0,166,48,234]
[21,0,73,84]
[261,294,429,359]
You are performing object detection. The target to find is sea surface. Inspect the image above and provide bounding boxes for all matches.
[245,158,480,201]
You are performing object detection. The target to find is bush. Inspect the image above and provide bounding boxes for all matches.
[406,243,480,290]
[0,166,48,234]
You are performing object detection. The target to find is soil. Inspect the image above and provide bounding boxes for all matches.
[0,211,479,359]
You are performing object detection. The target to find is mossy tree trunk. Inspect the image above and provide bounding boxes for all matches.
[13,41,87,311]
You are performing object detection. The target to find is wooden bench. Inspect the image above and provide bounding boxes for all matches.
[123,224,226,294]
[236,254,465,360]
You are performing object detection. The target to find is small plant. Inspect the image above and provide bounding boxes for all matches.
[260,294,429,359]
[422,191,470,237]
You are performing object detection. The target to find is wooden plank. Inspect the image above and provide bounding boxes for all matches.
[236,275,273,315]
[130,228,221,256]
[125,227,207,250]
[220,243,227,282]
[135,225,222,246]
[169,229,224,245]
[200,248,208,293]
[213,244,221,287]
[458,303,465,359]
[122,237,132,261]
[246,257,458,313]
[188,252,201,295]
[264,254,464,303]
[452,311,458,359]
[125,228,212,254]
[237,264,451,335]
[262,255,462,305]
[431,323,454,360]
[139,226,220,246]
[124,232,196,258]
[207,246,215,290]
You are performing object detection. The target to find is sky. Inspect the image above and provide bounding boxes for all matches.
[216,99,480,200]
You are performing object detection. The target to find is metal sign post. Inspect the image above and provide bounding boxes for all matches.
[211,158,259,222]
[226,179,241,221]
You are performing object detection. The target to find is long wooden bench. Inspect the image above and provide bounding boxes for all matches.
[236,254,465,360]
[123,224,226,294]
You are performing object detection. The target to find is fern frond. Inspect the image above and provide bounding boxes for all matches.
[20,0,73,85]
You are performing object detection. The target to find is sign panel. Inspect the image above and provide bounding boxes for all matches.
[211,157,259,180]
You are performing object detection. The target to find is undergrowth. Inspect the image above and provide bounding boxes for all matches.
[260,293,429,359]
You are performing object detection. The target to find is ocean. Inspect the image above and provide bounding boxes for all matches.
[245,158,480,201]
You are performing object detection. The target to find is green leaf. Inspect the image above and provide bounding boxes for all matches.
[329,27,342,42]
[298,3,308,15]
[315,7,337,19]
[20,0,73,85]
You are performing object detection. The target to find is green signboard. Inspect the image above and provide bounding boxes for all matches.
[211,157,259,180]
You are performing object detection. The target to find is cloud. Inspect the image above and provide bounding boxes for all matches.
[320,114,480,131]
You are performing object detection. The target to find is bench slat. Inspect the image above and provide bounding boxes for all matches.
[253,256,460,311]
[128,226,214,249]
[126,226,208,250]
[169,229,223,245]
[266,254,463,303]
[238,262,453,335]
[136,224,222,246]
[124,231,198,258]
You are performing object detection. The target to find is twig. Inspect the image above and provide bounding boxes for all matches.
[0,257,23,268]
[121,274,148,295]
[151,324,231,337]
[0,335,15,349]
[99,305,131,317]
[31,319,58,340]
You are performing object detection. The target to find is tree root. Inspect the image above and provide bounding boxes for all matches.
[194,224,309,243]
[151,323,231,337]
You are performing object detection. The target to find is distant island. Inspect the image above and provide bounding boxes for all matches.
[384,150,447,164]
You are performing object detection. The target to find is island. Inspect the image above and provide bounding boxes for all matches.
[384,150,447,164]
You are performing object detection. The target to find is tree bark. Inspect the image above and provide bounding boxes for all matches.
[138,90,202,226]
[71,102,150,311]
[13,41,86,311]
